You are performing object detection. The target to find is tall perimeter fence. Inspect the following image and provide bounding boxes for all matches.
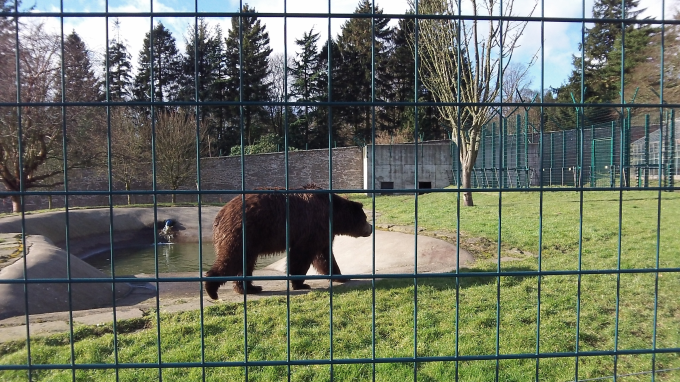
[1,2,679,382]
[457,110,679,190]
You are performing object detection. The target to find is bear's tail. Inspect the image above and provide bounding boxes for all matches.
[204,269,224,300]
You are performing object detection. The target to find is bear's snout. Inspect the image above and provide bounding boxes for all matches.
[361,222,373,237]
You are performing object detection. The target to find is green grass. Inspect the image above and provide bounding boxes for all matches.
[1,190,679,381]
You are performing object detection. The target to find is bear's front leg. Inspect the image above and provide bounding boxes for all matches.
[312,248,349,283]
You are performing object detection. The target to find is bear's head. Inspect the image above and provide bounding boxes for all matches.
[332,195,372,238]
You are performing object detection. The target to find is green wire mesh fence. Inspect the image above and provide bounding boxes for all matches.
[463,110,678,189]
[0,0,679,381]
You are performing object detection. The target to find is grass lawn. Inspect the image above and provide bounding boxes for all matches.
[1,190,678,381]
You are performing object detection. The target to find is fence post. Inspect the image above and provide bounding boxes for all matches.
[670,110,676,190]
[524,113,529,187]
[502,118,507,189]
[591,133,595,187]
[625,109,632,186]
[610,121,615,188]
[576,110,581,188]
[482,125,487,187]
[588,124,593,187]
[562,130,566,186]
[516,114,521,188]
[644,114,650,188]
[550,132,554,187]
[491,122,496,171]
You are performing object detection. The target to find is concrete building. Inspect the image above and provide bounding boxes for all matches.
[363,141,454,194]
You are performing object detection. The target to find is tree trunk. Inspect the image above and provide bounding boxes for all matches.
[126,182,131,205]
[11,195,21,213]
[461,158,474,207]
[171,193,176,204]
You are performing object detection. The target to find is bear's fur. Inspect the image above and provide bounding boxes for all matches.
[204,186,372,299]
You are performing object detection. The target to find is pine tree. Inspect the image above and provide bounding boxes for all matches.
[180,19,225,156]
[554,0,654,124]
[334,0,392,144]
[290,27,323,148]
[316,39,344,147]
[104,39,133,101]
[58,30,106,166]
[180,18,223,102]
[60,30,102,102]
[133,22,183,104]
[223,4,273,148]
[626,10,680,108]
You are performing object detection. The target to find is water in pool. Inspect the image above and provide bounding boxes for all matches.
[85,243,285,276]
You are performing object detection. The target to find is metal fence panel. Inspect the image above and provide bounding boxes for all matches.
[0,1,679,382]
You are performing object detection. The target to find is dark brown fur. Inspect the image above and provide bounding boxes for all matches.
[204,188,372,299]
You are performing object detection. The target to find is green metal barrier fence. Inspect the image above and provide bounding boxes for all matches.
[464,111,678,189]
[1,0,679,381]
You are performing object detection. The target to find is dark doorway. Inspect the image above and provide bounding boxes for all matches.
[418,181,432,194]
[380,181,394,196]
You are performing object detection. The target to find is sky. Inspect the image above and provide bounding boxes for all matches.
[26,0,675,92]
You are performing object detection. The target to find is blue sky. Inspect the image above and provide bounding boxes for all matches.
[30,0,672,92]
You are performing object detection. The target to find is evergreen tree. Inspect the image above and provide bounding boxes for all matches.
[334,0,392,144]
[180,19,225,156]
[180,18,223,102]
[133,22,183,104]
[58,30,106,165]
[104,40,133,101]
[223,4,273,148]
[290,27,324,148]
[60,30,102,102]
[316,39,344,147]
[383,18,414,134]
[553,0,654,124]
[626,10,680,108]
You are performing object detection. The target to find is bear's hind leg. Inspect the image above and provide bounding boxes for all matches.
[205,256,242,299]
[204,269,223,300]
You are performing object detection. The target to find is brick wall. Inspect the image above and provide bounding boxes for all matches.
[8,147,365,213]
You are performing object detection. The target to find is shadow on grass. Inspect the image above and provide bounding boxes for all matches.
[327,265,538,295]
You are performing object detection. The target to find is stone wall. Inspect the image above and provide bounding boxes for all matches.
[8,146,365,213]
[364,141,454,193]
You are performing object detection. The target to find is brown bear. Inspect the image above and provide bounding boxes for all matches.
[204,186,372,299]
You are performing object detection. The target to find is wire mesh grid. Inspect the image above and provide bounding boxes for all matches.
[0,0,679,381]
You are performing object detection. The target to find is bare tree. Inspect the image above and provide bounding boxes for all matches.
[0,0,17,103]
[0,22,106,212]
[266,53,293,137]
[109,107,151,205]
[154,109,207,204]
[0,23,62,212]
[409,0,535,206]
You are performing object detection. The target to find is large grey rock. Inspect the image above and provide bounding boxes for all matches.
[0,235,131,320]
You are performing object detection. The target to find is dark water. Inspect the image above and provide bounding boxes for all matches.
[85,243,284,276]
